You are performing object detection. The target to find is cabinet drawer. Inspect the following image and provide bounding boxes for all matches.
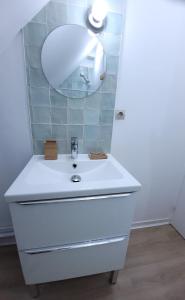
[10,193,135,250]
[19,236,128,284]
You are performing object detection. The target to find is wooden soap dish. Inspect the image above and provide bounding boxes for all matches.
[89,152,108,160]
[44,140,57,160]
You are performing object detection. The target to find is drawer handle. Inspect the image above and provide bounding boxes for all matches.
[23,236,126,255]
[17,193,132,205]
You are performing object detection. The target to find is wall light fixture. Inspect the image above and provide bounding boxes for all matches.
[88,0,108,31]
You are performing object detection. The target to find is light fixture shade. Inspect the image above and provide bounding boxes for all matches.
[88,0,109,30]
[91,0,108,23]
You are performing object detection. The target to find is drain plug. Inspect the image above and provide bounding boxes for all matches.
[71,175,81,183]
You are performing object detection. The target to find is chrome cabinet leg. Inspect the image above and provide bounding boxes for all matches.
[110,270,119,284]
[28,285,40,298]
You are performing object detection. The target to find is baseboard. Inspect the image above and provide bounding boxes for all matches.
[0,226,14,237]
[0,226,15,246]
[132,218,170,229]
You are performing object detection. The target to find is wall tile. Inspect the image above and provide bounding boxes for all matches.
[77,139,84,153]
[84,125,100,140]
[51,108,67,124]
[106,13,123,35]
[100,110,114,124]
[68,98,85,109]
[26,46,41,68]
[31,106,51,123]
[100,93,115,109]
[46,1,67,27]
[52,125,67,139]
[106,0,124,13]
[84,109,100,124]
[100,125,112,140]
[87,0,124,14]
[100,138,112,153]
[107,56,119,75]
[31,7,47,23]
[26,67,30,83]
[99,33,121,56]
[24,0,124,154]
[54,0,68,3]
[83,140,103,153]
[24,23,47,47]
[33,140,44,154]
[29,67,49,88]
[62,89,87,98]
[67,5,86,26]
[50,89,67,107]
[32,124,52,139]
[67,125,84,139]
[29,87,50,106]
[68,0,86,6]
[47,23,58,34]
[101,74,117,92]
[85,93,101,109]
[57,140,67,154]
[68,109,84,124]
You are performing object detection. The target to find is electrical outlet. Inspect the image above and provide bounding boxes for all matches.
[115,110,126,120]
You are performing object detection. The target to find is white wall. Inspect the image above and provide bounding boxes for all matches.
[0,0,50,236]
[112,0,185,224]
[0,0,49,55]
[2,0,185,233]
[171,24,185,236]
[0,33,32,235]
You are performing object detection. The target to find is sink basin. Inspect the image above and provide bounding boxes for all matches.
[5,154,141,202]
[40,159,123,181]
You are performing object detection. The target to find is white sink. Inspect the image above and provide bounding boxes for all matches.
[5,154,141,202]
[40,159,123,180]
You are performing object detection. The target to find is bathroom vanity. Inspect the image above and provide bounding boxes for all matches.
[5,154,141,293]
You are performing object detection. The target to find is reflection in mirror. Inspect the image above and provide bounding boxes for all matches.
[41,24,106,99]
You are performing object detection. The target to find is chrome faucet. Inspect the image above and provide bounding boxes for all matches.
[71,137,78,159]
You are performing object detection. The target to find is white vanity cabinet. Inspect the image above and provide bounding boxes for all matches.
[5,155,141,290]
[9,192,136,285]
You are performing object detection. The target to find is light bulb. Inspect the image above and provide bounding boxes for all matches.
[91,0,108,23]
[88,0,109,30]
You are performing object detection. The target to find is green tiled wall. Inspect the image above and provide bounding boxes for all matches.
[24,0,124,154]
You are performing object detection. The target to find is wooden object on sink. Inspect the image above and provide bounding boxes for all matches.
[89,152,108,160]
[44,140,57,160]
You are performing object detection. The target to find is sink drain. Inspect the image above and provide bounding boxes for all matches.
[71,175,81,183]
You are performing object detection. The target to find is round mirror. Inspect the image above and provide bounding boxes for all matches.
[41,24,106,99]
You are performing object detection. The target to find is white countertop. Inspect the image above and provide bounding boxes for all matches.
[5,154,141,202]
